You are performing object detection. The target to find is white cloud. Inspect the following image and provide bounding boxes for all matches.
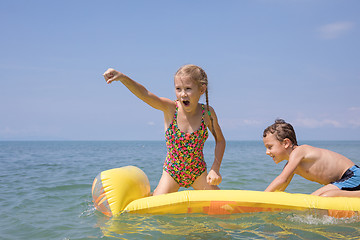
[349,119,360,127]
[294,118,342,128]
[147,121,156,126]
[221,118,263,129]
[349,107,360,112]
[242,119,262,126]
[0,127,16,135]
[347,107,360,127]
[318,21,355,39]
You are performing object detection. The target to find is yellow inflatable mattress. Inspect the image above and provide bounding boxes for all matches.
[92,166,360,218]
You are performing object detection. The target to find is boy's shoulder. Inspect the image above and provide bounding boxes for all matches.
[296,144,313,150]
[293,144,322,159]
[291,144,318,155]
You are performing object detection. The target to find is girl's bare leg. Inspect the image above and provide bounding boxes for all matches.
[153,170,180,196]
[192,171,220,190]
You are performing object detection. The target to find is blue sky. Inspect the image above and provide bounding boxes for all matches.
[1,0,359,141]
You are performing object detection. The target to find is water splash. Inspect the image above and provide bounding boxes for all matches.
[288,212,360,225]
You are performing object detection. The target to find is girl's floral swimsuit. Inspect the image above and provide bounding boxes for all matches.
[163,101,208,188]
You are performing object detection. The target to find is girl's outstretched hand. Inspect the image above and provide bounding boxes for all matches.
[207,169,222,186]
[103,68,127,84]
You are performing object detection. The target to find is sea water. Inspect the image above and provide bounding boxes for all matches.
[1,140,360,239]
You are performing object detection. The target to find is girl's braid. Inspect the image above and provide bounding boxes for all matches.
[199,67,217,140]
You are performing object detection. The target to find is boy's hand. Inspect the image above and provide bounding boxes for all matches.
[103,68,127,84]
[207,169,222,185]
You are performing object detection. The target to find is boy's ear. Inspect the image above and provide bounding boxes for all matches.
[283,138,292,148]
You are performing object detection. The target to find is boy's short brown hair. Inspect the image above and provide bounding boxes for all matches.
[263,119,298,146]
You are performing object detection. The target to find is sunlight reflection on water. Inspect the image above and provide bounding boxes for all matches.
[95,211,360,239]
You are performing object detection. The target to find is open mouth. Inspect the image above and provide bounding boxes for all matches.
[182,100,190,106]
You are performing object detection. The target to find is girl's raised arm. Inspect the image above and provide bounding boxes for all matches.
[103,68,174,113]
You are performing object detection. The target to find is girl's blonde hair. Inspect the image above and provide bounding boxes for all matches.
[175,64,217,140]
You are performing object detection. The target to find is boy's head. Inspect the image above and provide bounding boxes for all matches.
[263,119,298,146]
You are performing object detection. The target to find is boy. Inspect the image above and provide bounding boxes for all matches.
[263,119,360,197]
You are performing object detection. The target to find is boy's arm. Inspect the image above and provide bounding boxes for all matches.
[206,107,226,185]
[103,68,174,112]
[265,166,295,192]
[265,149,304,192]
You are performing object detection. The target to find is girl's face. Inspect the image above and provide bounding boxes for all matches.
[174,75,205,112]
[263,133,290,164]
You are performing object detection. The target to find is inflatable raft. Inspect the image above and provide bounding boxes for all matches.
[92,166,360,218]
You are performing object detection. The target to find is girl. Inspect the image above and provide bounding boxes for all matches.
[103,64,226,196]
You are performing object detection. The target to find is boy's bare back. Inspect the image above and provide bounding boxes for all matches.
[291,145,354,185]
